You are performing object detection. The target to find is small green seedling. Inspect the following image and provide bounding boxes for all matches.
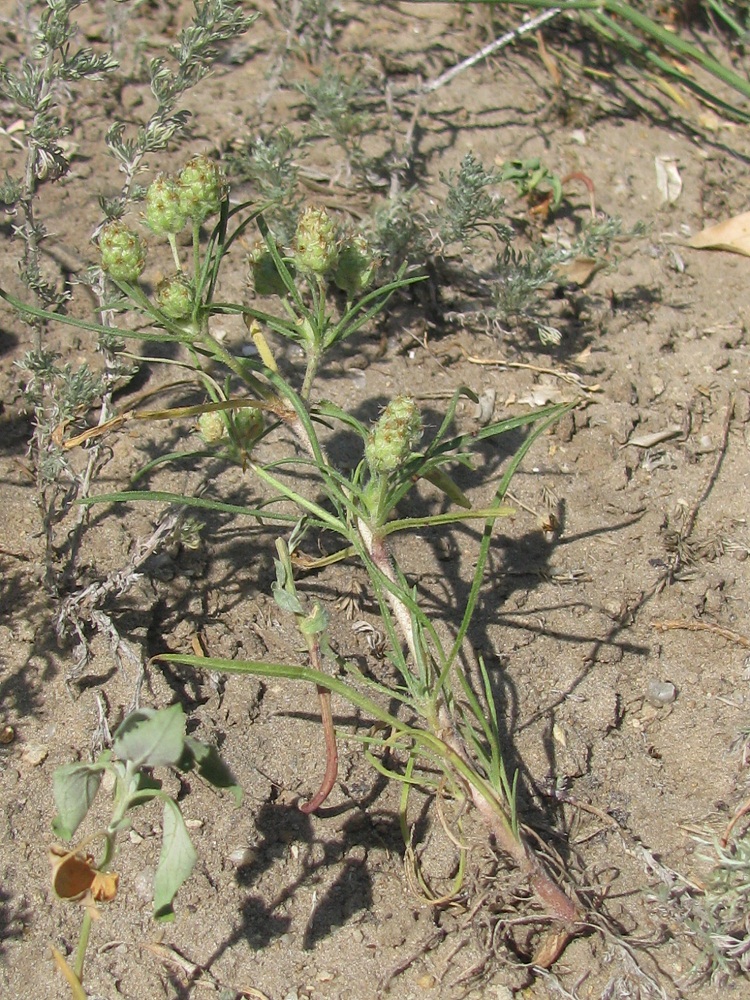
[50,703,240,998]
[498,156,565,214]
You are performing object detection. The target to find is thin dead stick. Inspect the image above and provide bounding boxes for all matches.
[422,8,562,93]
[682,394,734,543]
[461,350,600,392]
[721,797,750,847]
[664,394,734,585]
[651,618,750,650]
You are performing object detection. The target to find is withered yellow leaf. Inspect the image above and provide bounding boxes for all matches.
[688,212,750,257]
[556,256,601,285]
[51,947,87,1000]
[90,869,119,902]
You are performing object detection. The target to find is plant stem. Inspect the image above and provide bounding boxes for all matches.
[168,234,182,271]
[300,342,322,400]
[357,519,419,666]
[72,908,92,983]
[298,684,338,813]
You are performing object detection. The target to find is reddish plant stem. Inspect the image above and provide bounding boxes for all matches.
[298,685,338,814]
[298,641,339,815]
[562,170,597,217]
[438,704,582,953]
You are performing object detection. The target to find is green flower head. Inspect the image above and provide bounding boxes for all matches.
[178,155,227,224]
[156,272,194,319]
[145,175,186,236]
[99,221,147,283]
[365,396,422,475]
[293,206,339,275]
[197,410,228,445]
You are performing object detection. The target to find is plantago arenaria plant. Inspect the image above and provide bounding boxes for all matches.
[2,155,582,976]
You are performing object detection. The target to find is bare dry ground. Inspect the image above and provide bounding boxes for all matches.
[2,2,750,998]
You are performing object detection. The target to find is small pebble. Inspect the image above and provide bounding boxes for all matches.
[134,868,155,902]
[227,847,256,866]
[646,679,677,707]
[21,744,48,766]
[416,974,436,989]
[0,725,16,744]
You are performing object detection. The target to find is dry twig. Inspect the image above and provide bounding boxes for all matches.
[421,9,563,93]
[652,618,750,650]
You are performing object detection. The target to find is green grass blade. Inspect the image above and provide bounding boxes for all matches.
[78,490,299,522]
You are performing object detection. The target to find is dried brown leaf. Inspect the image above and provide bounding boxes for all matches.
[688,211,750,257]
[50,844,118,902]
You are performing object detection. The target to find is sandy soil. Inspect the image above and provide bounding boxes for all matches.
[2,2,750,998]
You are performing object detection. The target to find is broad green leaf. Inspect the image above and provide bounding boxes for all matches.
[272,586,303,615]
[52,762,104,840]
[300,601,328,636]
[113,704,186,768]
[153,798,197,921]
[182,737,243,805]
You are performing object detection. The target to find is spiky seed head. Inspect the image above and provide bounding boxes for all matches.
[99,221,147,283]
[156,272,194,319]
[197,411,228,444]
[178,155,227,224]
[293,206,339,275]
[145,175,186,236]
[365,396,422,474]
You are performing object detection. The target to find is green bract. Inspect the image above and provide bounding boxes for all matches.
[333,235,376,296]
[249,243,291,297]
[233,406,264,447]
[99,221,147,283]
[145,175,187,236]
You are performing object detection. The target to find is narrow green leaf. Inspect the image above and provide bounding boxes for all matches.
[78,489,298,522]
[422,467,472,509]
[52,762,104,840]
[153,798,197,921]
[113,704,186,768]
